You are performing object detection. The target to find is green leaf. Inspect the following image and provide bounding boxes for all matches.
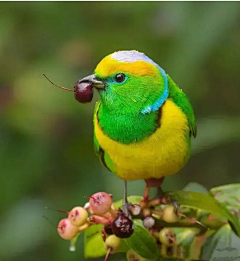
[165,190,240,237]
[209,183,240,212]
[118,238,130,253]
[107,252,127,261]
[210,183,240,235]
[124,220,159,259]
[113,195,143,210]
[84,224,106,259]
[201,224,240,261]
[156,257,182,261]
[183,182,208,194]
[178,182,209,220]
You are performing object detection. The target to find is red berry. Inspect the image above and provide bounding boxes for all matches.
[104,224,113,235]
[74,81,93,103]
[68,206,88,226]
[57,218,79,240]
[89,192,113,215]
[112,214,134,238]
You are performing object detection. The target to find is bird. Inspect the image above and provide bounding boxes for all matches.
[60,50,196,215]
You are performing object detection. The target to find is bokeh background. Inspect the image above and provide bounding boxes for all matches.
[0,1,240,260]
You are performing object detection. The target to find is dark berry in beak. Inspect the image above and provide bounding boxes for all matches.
[74,81,93,103]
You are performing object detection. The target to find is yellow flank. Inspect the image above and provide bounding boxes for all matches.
[94,99,190,181]
[95,55,159,78]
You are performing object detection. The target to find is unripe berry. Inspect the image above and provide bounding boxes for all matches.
[159,228,176,247]
[126,249,146,261]
[129,204,141,216]
[89,192,113,215]
[143,216,155,229]
[57,218,79,240]
[163,205,178,223]
[112,214,134,238]
[104,235,121,254]
[68,206,88,226]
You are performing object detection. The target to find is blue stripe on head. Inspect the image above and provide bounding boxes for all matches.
[111,50,169,114]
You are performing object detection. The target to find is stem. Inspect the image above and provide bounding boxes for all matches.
[78,223,90,232]
[104,248,112,261]
[90,215,111,225]
[153,218,208,233]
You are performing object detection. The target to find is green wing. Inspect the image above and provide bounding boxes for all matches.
[167,75,197,138]
[93,101,115,173]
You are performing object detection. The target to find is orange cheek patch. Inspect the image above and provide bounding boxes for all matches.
[95,56,159,78]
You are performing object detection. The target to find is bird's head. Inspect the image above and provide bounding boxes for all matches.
[80,50,169,114]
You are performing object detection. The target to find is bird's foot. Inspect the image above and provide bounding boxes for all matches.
[147,196,179,214]
[139,182,179,213]
[148,186,179,213]
[139,178,166,209]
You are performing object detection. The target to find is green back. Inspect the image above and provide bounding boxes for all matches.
[167,75,197,138]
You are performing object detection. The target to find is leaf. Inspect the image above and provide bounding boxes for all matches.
[124,220,159,259]
[183,182,208,194]
[113,195,143,210]
[191,230,215,260]
[156,257,183,261]
[108,252,127,261]
[84,224,106,259]
[165,190,240,237]
[118,238,130,253]
[201,224,240,261]
[210,184,240,234]
[209,183,240,210]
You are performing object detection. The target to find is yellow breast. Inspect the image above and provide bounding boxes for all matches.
[94,99,190,181]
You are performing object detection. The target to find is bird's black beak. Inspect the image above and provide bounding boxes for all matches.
[78,74,106,90]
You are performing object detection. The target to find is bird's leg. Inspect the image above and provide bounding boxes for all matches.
[156,186,165,197]
[139,184,151,208]
[140,177,179,212]
[139,178,162,208]
[122,180,131,218]
[143,186,150,202]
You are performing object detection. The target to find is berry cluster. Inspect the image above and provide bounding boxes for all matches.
[56,192,134,258]
[55,192,210,260]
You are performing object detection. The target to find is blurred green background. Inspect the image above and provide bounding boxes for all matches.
[0,1,240,260]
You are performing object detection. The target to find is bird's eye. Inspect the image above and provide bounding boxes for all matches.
[114,73,126,83]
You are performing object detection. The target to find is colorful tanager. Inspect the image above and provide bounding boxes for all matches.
[48,50,197,215]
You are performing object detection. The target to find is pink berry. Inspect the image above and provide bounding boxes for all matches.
[89,192,113,215]
[68,206,88,226]
[57,218,79,240]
